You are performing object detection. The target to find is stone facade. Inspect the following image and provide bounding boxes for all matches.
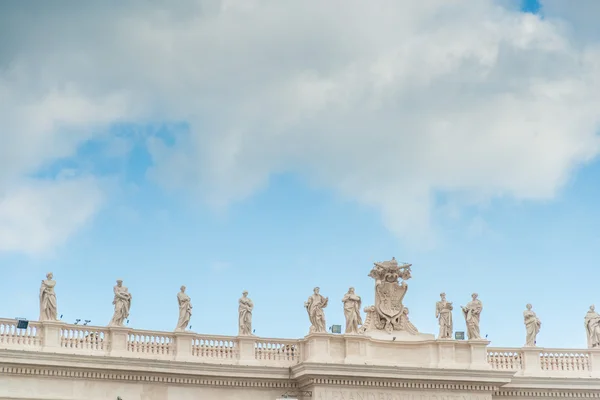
[2,260,600,399]
[1,318,600,400]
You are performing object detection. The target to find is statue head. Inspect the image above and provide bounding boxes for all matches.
[526,303,532,310]
[46,272,53,280]
[116,280,123,287]
[348,287,355,293]
[591,305,596,312]
[242,290,248,297]
[472,293,478,300]
[314,287,320,294]
[180,285,186,292]
[440,292,446,299]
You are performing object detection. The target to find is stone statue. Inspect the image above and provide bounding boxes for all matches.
[584,305,600,348]
[361,257,414,334]
[238,291,254,336]
[175,285,192,332]
[435,292,453,339]
[461,293,483,340]
[108,280,132,327]
[342,287,362,334]
[304,287,328,334]
[523,303,541,347]
[39,272,58,321]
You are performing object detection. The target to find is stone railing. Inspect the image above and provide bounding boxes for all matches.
[2,318,600,377]
[487,347,600,377]
[0,318,301,367]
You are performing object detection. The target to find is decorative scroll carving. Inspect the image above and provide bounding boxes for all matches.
[360,258,417,335]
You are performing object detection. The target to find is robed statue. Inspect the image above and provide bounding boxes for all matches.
[461,293,483,340]
[175,285,192,332]
[585,305,600,348]
[523,303,541,347]
[39,272,58,321]
[435,292,453,339]
[342,287,362,334]
[305,287,328,333]
[238,291,254,336]
[108,280,132,327]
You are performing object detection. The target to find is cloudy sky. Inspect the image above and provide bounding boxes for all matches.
[1,0,599,348]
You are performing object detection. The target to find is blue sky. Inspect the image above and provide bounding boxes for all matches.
[1,0,600,349]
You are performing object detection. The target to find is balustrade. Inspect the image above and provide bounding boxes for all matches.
[191,335,236,360]
[0,319,40,348]
[487,348,523,370]
[254,339,301,364]
[60,326,107,352]
[539,350,590,372]
[2,318,600,378]
[128,331,174,356]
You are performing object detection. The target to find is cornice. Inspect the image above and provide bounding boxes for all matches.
[500,375,600,391]
[0,363,297,389]
[495,389,600,398]
[0,349,291,381]
[292,362,516,387]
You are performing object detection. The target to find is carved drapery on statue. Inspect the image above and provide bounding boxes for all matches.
[39,272,58,322]
[585,305,600,348]
[360,257,419,335]
[238,291,254,336]
[305,287,328,334]
[523,303,541,347]
[175,286,192,332]
[109,280,132,327]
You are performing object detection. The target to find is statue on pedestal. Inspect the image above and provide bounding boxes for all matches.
[108,280,132,327]
[238,291,254,336]
[435,292,453,339]
[175,285,192,332]
[305,287,328,334]
[585,305,600,348]
[461,293,483,340]
[342,287,362,334]
[39,272,58,321]
[523,303,541,347]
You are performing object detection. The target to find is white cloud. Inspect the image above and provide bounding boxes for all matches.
[1,0,599,249]
[0,178,104,254]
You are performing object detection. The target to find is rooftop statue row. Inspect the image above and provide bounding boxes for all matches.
[36,259,594,347]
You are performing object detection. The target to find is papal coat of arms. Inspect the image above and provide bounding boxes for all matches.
[360,257,418,335]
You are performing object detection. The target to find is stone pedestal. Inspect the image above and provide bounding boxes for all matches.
[521,347,542,375]
[107,326,132,357]
[436,339,456,368]
[174,331,196,362]
[303,333,332,363]
[343,334,369,364]
[238,336,259,365]
[40,321,65,351]
[469,339,491,369]
[588,349,600,377]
